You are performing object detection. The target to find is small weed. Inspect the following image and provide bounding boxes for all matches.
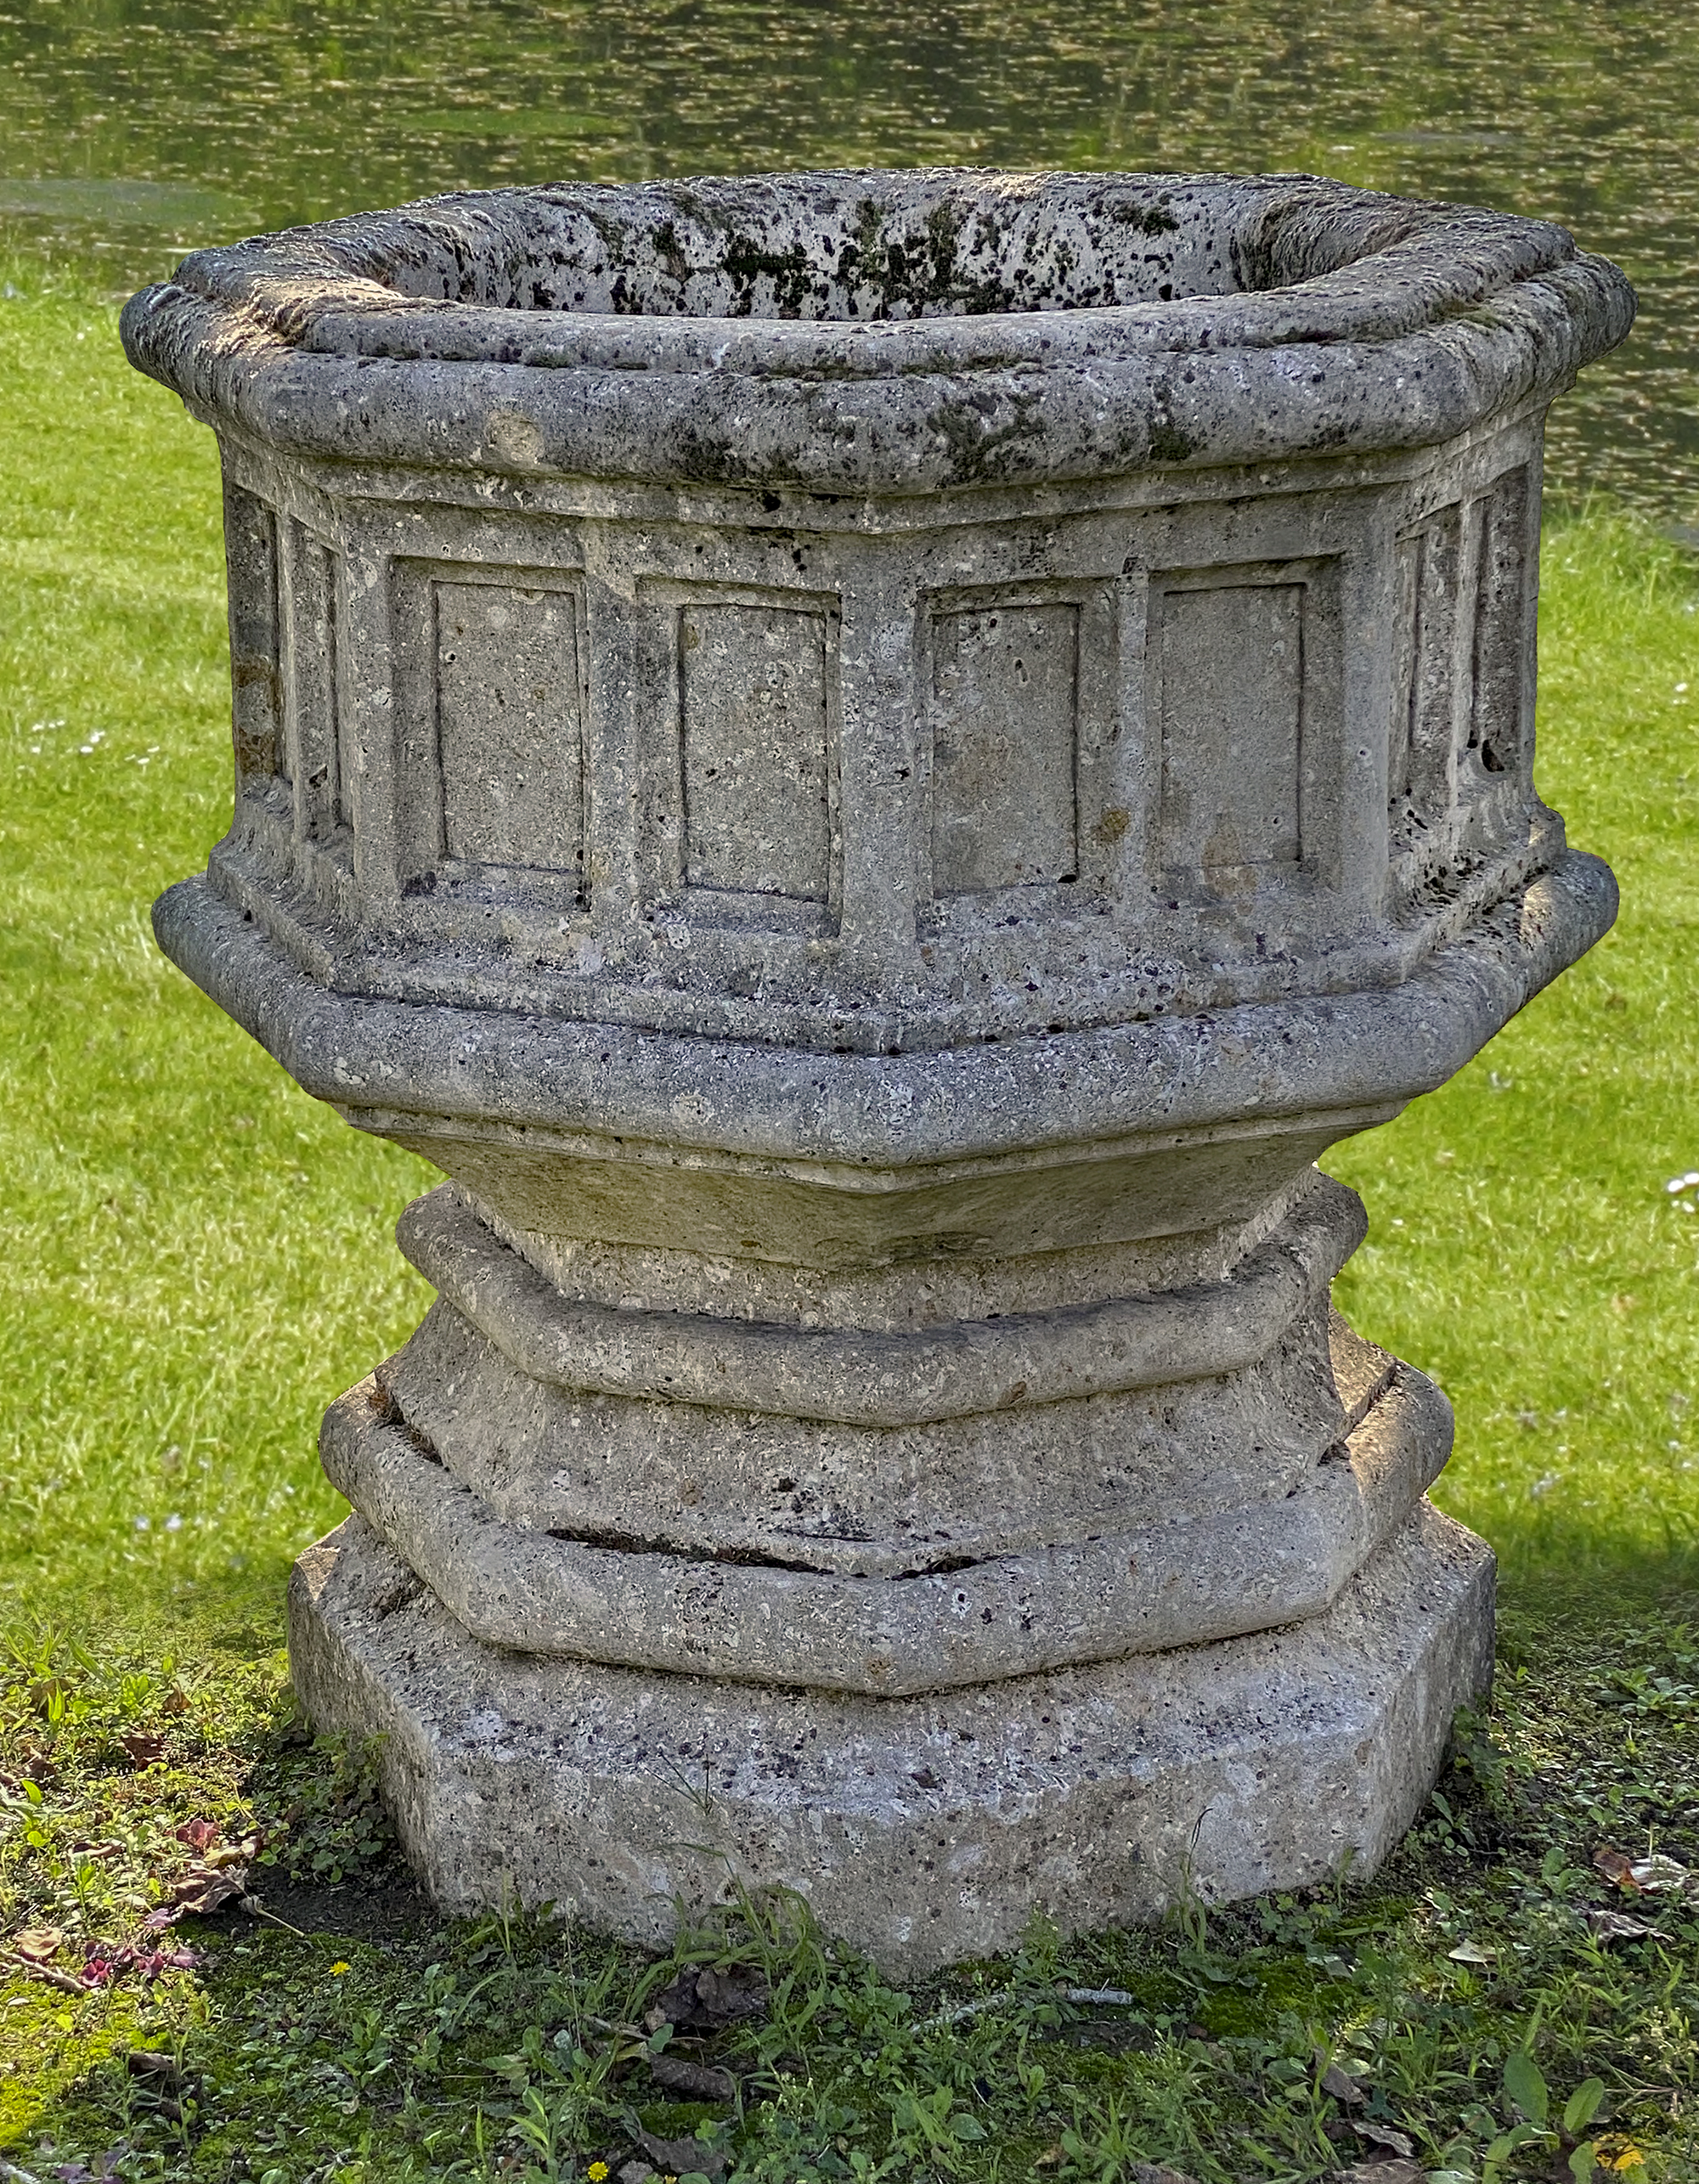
[24,1606,1695,2180]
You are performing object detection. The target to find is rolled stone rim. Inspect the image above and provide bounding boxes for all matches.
[119,167,1635,494]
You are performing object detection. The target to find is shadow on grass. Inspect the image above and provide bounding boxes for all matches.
[8,1556,1699,2182]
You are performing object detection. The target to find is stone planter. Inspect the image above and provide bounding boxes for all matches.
[123,168,1633,1972]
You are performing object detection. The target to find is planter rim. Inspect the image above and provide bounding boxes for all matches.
[121,166,1634,493]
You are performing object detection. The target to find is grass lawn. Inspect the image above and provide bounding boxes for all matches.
[1,262,1696,2182]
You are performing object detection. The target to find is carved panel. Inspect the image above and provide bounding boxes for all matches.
[678,600,833,902]
[1390,505,1463,850]
[285,525,347,838]
[223,484,281,787]
[1155,581,1303,878]
[929,602,1080,894]
[435,580,585,877]
[1465,466,1532,781]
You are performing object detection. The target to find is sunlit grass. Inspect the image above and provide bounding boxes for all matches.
[1326,513,1699,1600]
[3,271,1695,1627]
[2,257,1697,2184]
[0,263,432,1626]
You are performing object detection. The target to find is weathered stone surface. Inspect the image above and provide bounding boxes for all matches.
[123,167,1631,1963]
[124,170,1631,497]
[290,1502,1494,1977]
[320,1337,1450,1694]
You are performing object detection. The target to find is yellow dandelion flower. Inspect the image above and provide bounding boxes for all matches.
[1611,2153,1645,2174]
[330,1961,351,1976]
[586,2167,609,2182]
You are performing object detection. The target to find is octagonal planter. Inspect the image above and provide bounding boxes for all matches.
[124,168,1632,1972]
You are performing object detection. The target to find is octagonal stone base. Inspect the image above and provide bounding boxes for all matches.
[288,1503,1492,1977]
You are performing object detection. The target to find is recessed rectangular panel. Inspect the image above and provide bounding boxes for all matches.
[288,528,342,837]
[1466,467,1531,778]
[680,602,831,901]
[930,602,1080,894]
[435,581,584,875]
[223,484,282,785]
[1390,510,1461,845]
[1158,583,1302,875]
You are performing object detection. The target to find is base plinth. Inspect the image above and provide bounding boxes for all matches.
[289,1503,1492,1976]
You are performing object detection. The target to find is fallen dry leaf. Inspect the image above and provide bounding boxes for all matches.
[174,1819,219,1854]
[48,2147,127,2184]
[119,1730,167,1768]
[169,1862,247,1916]
[1335,2162,1425,2184]
[1352,2122,1415,2159]
[1587,1908,1657,1943]
[1447,1940,1493,1964]
[627,2123,726,2178]
[14,1927,65,1964]
[1594,1846,1640,1891]
[127,2051,183,2085]
[1321,2059,1369,2104]
[648,2053,737,2103]
[1128,2166,1202,2184]
[1628,1854,1691,1894]
[646,1965,767,2033]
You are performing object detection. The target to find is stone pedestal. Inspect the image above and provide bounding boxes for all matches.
[123,168,1632,1971]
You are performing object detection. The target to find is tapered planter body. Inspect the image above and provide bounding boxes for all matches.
[124,169,1633,1972]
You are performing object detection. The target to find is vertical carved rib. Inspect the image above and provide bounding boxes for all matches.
[285,525,345,841]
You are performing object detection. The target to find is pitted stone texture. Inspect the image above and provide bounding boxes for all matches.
[320,1167,1452,1692]
[472,1167,1322,1329]
[393,1167,1363,1425]
[319,1352,1448,1692]
[289,1504,1493,1977]
[375,1299,1361,1573]
[123,170,1633,494]
[125,166,1628,1962]
[364,1172,1391,1588]
[127,172,1630,1062]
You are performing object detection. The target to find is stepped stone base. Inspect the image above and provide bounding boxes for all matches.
[288,1502,1493,1977]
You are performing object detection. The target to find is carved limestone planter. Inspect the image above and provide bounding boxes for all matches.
[123,168,1633,1972]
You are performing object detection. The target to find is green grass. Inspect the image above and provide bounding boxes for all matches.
[1327,514,1699,1599]
[1,264,1697,2181]
[0,262,435,1629]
